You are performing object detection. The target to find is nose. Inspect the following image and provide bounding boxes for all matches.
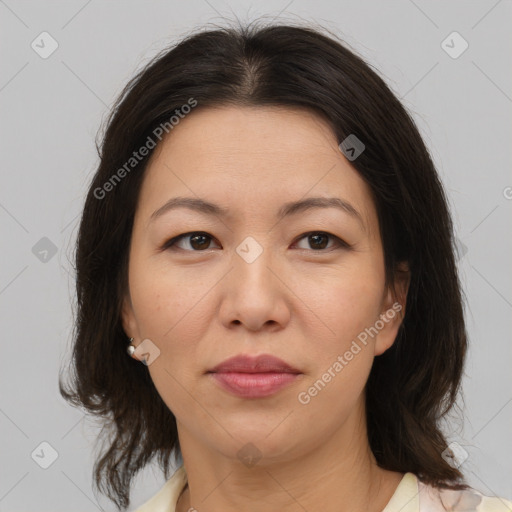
[219,244,291,332]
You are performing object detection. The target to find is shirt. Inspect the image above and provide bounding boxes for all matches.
[135,464,512,512]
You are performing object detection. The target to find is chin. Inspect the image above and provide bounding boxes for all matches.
[208,422,302,464]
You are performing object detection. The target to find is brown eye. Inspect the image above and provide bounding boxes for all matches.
[294,231,349,251]
[164,232,221,251]
[308,233,329,250]
[163,231,349,253]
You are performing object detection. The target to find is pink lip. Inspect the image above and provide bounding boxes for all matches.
[208,354,301,374]
[209,372,300,398]
[207,354,302,398]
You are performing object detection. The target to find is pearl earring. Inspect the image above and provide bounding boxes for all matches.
[127,337,135,356]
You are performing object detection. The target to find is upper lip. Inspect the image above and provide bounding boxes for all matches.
[208,354,301,374]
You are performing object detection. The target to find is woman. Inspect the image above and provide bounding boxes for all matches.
[59,20,512,512]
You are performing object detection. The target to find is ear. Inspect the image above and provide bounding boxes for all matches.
[374,261,410,357]
[121,295,146,362]
[121,293,138,344]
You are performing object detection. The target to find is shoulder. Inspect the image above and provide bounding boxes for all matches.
[383,473,512,512]
[134,465,188,512]
[417,477,512,512]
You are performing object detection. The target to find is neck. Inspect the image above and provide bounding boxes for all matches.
[175,401,404,512]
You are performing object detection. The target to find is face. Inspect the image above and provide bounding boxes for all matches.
[121,105,409,464]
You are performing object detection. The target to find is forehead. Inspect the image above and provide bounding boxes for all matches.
[152,105,339,161]
[138,105,377,235]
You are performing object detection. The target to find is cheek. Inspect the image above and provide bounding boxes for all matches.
[291,260,384,398]
[299,263,384,342]
[129,260,217,404]
[132,267,207,415]
[295,275,380,417]
[129,255,204,337]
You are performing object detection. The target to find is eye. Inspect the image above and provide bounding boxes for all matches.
[162,231,349,253]
[163,231,221,251]
[293,231,349,251]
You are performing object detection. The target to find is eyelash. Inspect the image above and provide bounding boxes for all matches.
[162,231,350,253]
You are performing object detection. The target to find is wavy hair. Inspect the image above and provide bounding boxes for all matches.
[59,19,469,510]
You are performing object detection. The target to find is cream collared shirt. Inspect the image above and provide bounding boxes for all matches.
[135,465,512,512]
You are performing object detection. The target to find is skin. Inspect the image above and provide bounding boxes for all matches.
[122,105,410,512]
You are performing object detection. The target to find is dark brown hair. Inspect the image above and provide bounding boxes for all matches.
[59,19,469,510]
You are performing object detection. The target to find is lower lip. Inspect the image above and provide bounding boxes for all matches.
[209,372,300,398]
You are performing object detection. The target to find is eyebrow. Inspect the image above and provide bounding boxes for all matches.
[149,196,365,229]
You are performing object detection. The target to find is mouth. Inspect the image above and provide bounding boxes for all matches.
[207,371,302,398]
[206,354,302,398]
[207,353,301,374]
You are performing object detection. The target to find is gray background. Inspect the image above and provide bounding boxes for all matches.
[1,0,511,510]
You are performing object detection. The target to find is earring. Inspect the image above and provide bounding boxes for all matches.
[127,337,136,356]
